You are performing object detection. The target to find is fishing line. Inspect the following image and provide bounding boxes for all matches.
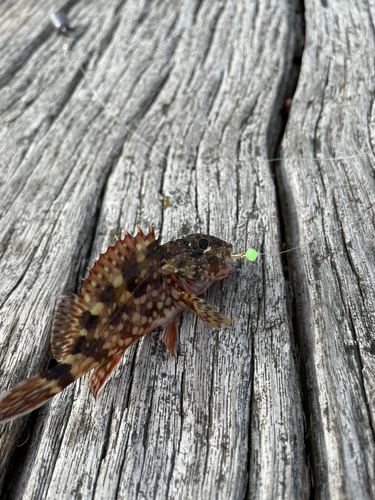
[54,13,375,262]
[230,209,374,261]
[61,46,171,165]
[59,37,368,171]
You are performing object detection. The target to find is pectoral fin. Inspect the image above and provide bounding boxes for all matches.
[88,353,123,399]
[179,291,235,329]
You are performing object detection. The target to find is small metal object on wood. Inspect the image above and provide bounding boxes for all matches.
[50,10,71,35]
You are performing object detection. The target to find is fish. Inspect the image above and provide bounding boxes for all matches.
[0,225,236,424]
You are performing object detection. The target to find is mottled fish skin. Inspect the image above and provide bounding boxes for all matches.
[0,226,235,424]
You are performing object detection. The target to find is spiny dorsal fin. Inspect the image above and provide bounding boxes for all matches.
[82,225,159,298]
[51,225,159,361]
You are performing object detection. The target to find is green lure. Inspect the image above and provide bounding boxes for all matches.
[230,248,258,261]
[245,248,258,261]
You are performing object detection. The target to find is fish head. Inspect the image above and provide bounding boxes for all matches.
[160,234,236,295]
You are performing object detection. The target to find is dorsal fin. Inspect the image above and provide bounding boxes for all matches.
[79,224,159,300]
[51,225,159,361]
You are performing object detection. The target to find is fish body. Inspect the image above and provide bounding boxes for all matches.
[0,226,235,423]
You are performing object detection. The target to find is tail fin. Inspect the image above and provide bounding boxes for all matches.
[0,363,74,424]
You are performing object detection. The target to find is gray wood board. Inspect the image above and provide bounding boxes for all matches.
[278,0,375,498]
[0,0,373,499]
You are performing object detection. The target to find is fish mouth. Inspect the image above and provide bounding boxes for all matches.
[175,248,236,295]
[215,250,236,280]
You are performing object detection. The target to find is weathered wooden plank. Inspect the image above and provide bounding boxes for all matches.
[0,0,308,499]
[279,0,375,498]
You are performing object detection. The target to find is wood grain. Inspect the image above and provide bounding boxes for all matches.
[279,1,375,498]
[1,0,374,499]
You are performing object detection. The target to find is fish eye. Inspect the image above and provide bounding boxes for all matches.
[191,237,211,254]
[197,238,209,251]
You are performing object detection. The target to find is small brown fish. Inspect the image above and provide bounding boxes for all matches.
[0,226,236,424]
